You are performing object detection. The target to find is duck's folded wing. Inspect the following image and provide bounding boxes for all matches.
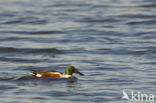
[34,70,62,74]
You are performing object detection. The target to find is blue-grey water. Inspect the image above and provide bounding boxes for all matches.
[0,0,156,103]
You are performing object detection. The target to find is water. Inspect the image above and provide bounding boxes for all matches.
[0,0,156,103]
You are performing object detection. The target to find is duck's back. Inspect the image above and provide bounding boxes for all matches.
[33,70,63,78]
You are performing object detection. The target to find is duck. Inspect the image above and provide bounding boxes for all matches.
[30,66,84,78]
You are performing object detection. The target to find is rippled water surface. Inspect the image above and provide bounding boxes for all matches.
[0,0,156,103]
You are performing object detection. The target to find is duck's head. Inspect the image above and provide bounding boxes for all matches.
[65,66,84,76]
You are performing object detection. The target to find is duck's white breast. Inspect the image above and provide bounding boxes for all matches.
[60,74,72,78]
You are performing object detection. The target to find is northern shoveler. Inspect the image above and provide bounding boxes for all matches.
[30,66,84,78]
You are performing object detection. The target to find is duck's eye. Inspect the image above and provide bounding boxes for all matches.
[74,69,78,73]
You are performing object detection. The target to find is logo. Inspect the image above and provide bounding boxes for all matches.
[121,90,155,102]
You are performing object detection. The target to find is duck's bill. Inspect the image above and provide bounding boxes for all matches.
[76,71,84,76]
[74,69,84,76]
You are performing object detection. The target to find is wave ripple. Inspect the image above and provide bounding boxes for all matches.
[0,47,63,54]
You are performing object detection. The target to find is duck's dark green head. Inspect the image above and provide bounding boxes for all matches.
[65,66,84,76]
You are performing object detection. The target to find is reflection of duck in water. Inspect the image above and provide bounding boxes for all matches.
[30,66,84,78]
